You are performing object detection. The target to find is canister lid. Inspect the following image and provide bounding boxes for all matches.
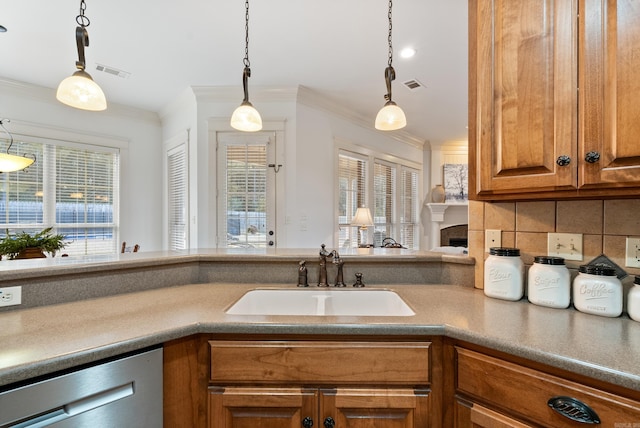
[533,256,565,265]
[579,264,616,276]
[489,247,520,257]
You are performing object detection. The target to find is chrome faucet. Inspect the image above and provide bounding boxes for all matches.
[318,244,332,287]
[332,250,346,287]
[317,245,346,287]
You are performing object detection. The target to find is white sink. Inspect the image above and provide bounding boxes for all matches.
[225,288,415,316]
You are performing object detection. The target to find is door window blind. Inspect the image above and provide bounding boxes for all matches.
[399,167,419,249]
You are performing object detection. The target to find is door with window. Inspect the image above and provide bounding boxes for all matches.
[217,132,276,248]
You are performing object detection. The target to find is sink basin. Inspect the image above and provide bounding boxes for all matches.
[225,288,415,316]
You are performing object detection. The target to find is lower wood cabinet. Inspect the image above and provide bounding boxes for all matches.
[449,345,640,427]
[209,386,430,427]
[207,338,435,428]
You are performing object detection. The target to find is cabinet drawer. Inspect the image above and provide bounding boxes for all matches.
[456,347,640,427]
[210,340,430,385]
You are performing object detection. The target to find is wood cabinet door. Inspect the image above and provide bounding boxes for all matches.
[319,388,431,428]
[208,387,317,428]
[579,0,640,189]
[469,0,577,197]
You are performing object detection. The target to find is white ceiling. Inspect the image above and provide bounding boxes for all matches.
[1,0,468,145]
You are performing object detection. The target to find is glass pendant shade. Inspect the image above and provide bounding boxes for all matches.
[0,152,35,172]
[230,101,263,132]
[375,102,407,131]
[56,70,107,111]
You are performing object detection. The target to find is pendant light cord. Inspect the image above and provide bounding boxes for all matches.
[384,0,396,103]
[76,0,90,27]
[240,0,252,103]
[243,0,250,68]
[387,0,393,68]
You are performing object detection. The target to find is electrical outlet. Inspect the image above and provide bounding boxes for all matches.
[0,286,22,307]
[485,229,502,252]
[625,236,640,268]
[548,233,583,261]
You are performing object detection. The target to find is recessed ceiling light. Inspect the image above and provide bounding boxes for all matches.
[400,47,416,59]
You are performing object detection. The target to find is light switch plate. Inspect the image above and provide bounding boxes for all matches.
[548,233,583,261]
[625,236,640,268]
[485,229,501,252]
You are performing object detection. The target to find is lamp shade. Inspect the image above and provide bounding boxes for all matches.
[375,102,407,131]
[56,70,107,111]
[230,102,263,132]
[352,207,374,227]
[0,152,35,172]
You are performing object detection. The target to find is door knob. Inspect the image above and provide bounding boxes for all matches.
[323,417,335,428]
[584,151,600,163]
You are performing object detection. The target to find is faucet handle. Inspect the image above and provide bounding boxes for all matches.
[353,272,365,287]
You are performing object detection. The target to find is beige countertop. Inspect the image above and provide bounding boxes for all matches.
[1,282,639,392]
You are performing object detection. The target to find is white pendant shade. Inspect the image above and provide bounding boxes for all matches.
[56,70,107,111]
[0,152,35,172]
[375,103,407,131]
[230,102,263,132]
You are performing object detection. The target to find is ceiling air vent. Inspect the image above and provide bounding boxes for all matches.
[402,79,425,91]
[95,64,131,79]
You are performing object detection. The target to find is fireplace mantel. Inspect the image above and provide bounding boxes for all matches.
[426,202,468,249]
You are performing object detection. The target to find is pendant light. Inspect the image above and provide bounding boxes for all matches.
[56,0,107,111]
[230,0,262,132]
[0,119,36,173]
[375,0,406,131]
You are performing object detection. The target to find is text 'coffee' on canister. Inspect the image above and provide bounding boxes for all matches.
[573,264,622,317]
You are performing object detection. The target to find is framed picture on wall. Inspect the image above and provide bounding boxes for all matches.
[443,163,468,202]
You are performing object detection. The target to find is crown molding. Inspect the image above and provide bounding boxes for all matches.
[296,85,426,149]
[191,86,299,103]
[0,77,160,125]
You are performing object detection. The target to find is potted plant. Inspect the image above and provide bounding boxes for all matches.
[0,227,68,260]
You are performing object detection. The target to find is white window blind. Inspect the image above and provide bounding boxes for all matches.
[0,137,119,256]
[167,144,188,250]
[223,143,268,247]
[338,151,368,248]
[373,161,396,247]
[399,167,419,249]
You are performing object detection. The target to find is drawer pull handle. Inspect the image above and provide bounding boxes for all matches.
[324,416,336,428]
[302,416,314,428]
[547,396,601,424]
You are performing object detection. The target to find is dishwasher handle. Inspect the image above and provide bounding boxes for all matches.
[10,382,134,428]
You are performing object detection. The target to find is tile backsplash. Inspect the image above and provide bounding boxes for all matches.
[468,199,640,289]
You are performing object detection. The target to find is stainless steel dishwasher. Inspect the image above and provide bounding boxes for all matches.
[0,347,162,427]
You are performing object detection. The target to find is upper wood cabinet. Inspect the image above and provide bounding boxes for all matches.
[469,0,640,200]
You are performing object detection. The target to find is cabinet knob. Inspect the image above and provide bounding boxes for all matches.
[323,417,335,428]
[584,151,600,163]
[556,155,571,167]
[547,396,601,424]
[302,417,314,428]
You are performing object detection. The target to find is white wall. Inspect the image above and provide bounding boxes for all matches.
[0,78,163,251]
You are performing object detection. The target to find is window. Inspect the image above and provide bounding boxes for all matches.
[167,143,188,250]
[0,137,119,256]
[337,152,368,248]
[337,149,420,250]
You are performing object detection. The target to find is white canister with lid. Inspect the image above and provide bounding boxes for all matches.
[484,247,524,301]
[628,276,640,322]
[527,256,571,309]
[573,265,622,317]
